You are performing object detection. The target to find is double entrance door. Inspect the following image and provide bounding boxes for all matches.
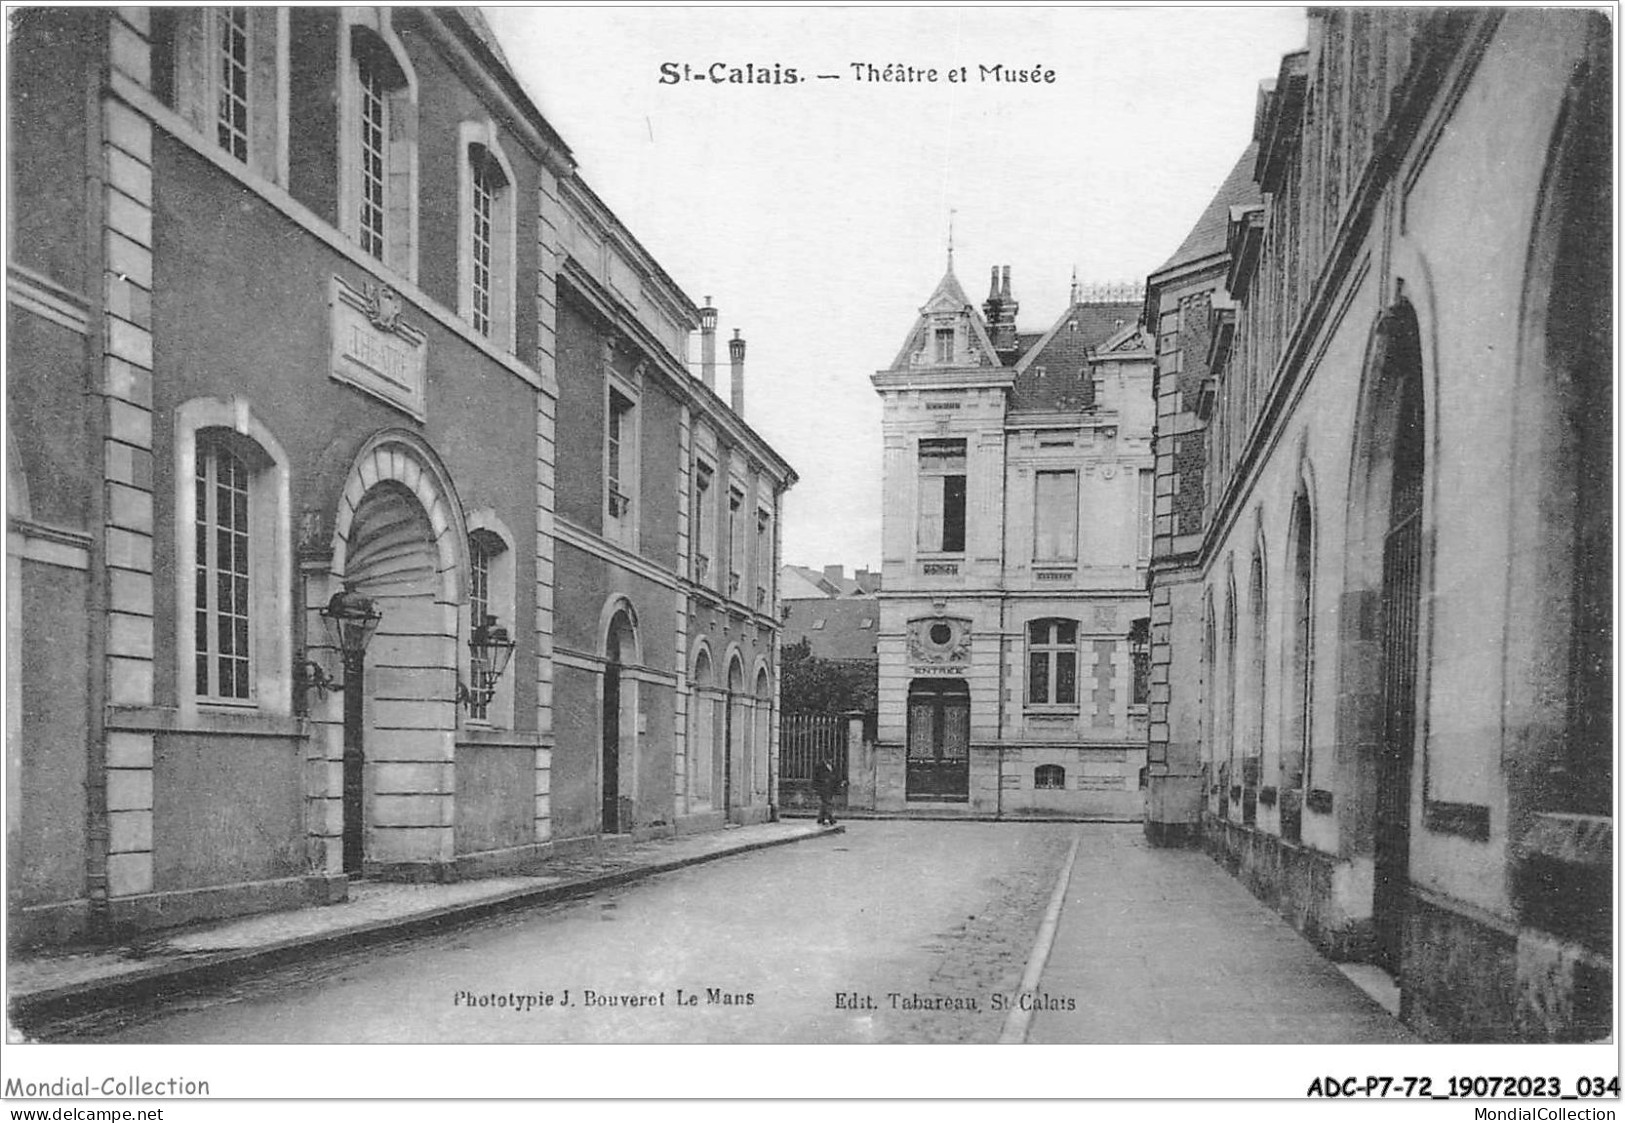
[906,679,969,801]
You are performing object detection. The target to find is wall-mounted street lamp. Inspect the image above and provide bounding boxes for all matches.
[296,588,383,702]
[458,614,516,712]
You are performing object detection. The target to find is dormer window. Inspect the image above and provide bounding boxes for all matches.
[934,327,954,363]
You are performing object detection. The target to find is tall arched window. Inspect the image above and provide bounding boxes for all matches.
[194,440,252,701]
[1245,549,1266,825]
[1222,579,1238,819]
[1281,489,1314,840]
[175,400,292,720]
[459,122,517,351]
[1202,594,1217,813]
[464,525,514,726]
[151,7,284,182]
[343,22,417,279]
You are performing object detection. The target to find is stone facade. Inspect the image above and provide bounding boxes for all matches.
[871,265,1152,819]
[5,7,792,946]
[1143,9,1611,1042]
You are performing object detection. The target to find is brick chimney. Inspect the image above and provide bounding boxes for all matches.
[823,564,844,588]
[981,266,1002,331]
[728,328,746,414]
[992,265,1020,354]
[699,296,717,390]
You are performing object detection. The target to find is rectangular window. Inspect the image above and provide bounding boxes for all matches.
[934,327,954,362]
[196,444,252,701]
[1027,620,1078,706]
[728,488,745,598]
[470,157,495,337]
[692,461,713,582]
[755,507,771,608]
[1034,470,1078,561]
[918,438,967,554]
[607,391,634,524]
[216,7,250,162]
[358,53,387,260]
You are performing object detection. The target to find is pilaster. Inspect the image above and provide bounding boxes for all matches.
[100,10,156,900]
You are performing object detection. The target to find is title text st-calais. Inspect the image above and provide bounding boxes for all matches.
[658,62,1056,85]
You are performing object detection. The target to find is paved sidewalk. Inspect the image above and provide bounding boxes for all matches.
[1027,824,1419,1043]
[6,820,839,1033]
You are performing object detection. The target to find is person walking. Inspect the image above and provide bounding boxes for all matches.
[812,753,840,827]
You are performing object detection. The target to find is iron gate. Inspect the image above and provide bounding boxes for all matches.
[779,712,848,813]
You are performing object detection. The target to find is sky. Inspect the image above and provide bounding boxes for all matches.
[484,4,1311,572]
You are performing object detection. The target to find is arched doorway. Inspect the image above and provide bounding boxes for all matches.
[325,430,467,879]
[725,655,744,820]
[1345,300,1428,976]
[753,667,772,805]
[689,646,715,814]
[906,679,969,801]
[342,481,449,874]
[603,607,638,833]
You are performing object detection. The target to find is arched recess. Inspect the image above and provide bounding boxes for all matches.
[1244,523,1268,827]
[1201,589,1217,815]
[601,598,639,834]
[320,429,468,874]
[724,649,746,818]
[688,640,717,812]
[1279,451,1320,842]
[1504,26,1612,840]
[1220,563,1238,821]
[1337,297,1432,976]
[751,660,773,801]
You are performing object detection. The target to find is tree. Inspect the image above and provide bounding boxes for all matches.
[780,637,877,715]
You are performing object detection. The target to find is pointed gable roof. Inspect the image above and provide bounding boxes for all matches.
[1151,142,1263,278]
[885,265,1003,372]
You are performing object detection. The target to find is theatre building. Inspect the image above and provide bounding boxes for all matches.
[5,6,792,946]
[1142,9,1610,1041]
[871,263,1153,818]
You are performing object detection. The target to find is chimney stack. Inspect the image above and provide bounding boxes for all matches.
[699,297,718,389]
[823,564,844,587]
[728,328,746,414]
[990,266,1020,354]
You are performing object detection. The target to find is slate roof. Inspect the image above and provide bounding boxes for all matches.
[1152,143,1263,277]
[1008,301,1141,412]
[783,598,881,662]
[462,8,513,71]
